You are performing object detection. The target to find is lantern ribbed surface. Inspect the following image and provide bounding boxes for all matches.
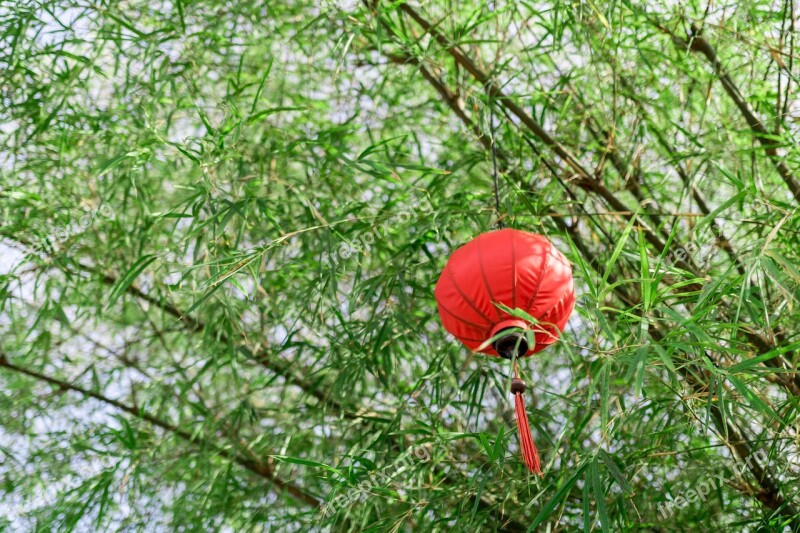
[434,228,575,356]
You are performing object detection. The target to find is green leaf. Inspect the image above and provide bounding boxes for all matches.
[696,190,747,234]
[246,106,305,125]
[602,212,638,287]
[598,448,633,495]
[105,255,158,309]
[592,459,610,533]
[528,461,591,531]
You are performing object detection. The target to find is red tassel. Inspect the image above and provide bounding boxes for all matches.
[511,377,541,475]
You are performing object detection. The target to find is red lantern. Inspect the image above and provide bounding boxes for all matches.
[434,228,576,474]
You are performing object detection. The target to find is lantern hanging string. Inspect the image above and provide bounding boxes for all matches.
[488,89,503,229]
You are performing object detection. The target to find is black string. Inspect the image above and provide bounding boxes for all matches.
[489,98,504,229]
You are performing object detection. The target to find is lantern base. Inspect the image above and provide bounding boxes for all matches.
[493,330,529,359]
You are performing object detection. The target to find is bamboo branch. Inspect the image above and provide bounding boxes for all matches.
[71,260,375,421]
[656,22,800,204]
[0,350,322,508]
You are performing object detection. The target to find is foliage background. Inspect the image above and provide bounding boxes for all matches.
[2,0,800,531]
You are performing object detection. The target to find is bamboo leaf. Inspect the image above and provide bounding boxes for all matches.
[105,255,158,309]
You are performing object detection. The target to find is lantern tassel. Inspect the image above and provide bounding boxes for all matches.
[511,373,541,475]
